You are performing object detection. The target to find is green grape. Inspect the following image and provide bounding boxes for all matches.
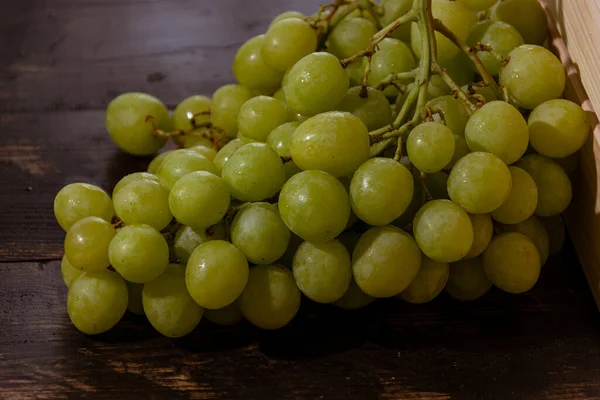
[238,264,301,329]
[113,179,172,231]
[179,135,214,149]
[157,150,217,191]
[174,224,225,264]
[349,157,414,226]
[61,255,83,288]
[464,213,493,259]
[105,92,170,156]
[67,270,128,334]
[237,96,290,142]
[492,167,538,224]
[407,122,455,173]
[232,35,283,94]
[411,0,477,63]
[231,203,291,265]
[147,151,173,174]
[64,216,116,272]
[54,183,114,231]
[278,170,350,243]
[466,20,524,76]
[283,52,349,115]
[353,225,422,298]
[169,171,230,229]
[292,240,352,303]
[108,224,169,283]
[483,232,541,293]
[337,86,392,131]
[221,143,285,201]
[461,84,498,102]
[540,216,566,256]
[554,153,579,176]
[515,154,572,217]
[328,17,377,60]
[263,18,317,72]
[413,200,474,263]
[528,99,590,158]
[333,279,375,310]
[446,257,491,301]
[171,95,211,135]
[442,53,475,87]
[448,152,512,214]
[266,121,300,157]
[465,101,529,164]
[456,0,495,11]
[112,172,158,197]
[143,264,204,338]
[126,281,144,315]
[425,95,470,136]
[424,171,450,200]
[189,145,217,161]
[237,133,257,144]
[498,216,550,266]
[448,134,470,169]
[368,38,416,97]
[213,138,244,173]
[291,111,369,177]
[204,302,243,326]
[185,240,249,309]
[489,0,548,45]
[399,257,449,304]
[270,11,304,27]
[211,84,254,137]
[346,59,366,87]
[500,45,565,110]
[381,0,413,42]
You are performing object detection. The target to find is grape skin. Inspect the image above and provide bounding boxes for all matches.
[425,95,470,136]
[204,303,243,326]
[337,86,392,131]
[54,183,114,232]
[333,279,375,310]
[489,0,548,45]
[328,17,377,60]
[399,257,449,304]
[112,172,158,197]
[498,216,550,267]
[237,96,291,142]
[172,95,211,133]
[446,257,491,301]
[232,35,283,94]
[213,139,244,173]
[61,255,83,288]
[407,122,455,173]
[466,20,524,76]
[113,179,173,231]
[211,84,255,137]
[263,18,317,72]
[368,38,416,97]
[266,121,300,158]
[157,150,217,191]
[491,167,538,225]
[64,216,116,272]
[464,213,493,260]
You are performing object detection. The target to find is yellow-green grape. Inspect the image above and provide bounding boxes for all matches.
[112,172,158,197]
[179,135,213,149]
[492,166,538,224]
[61,255,83,288]
[528,99,590,158]
[367,38,416,97]
[266,121,300,158]
[448,152,512,214]
[465,101,529,164]
[283,52,349,115]
[262,18,317,72]
[291,111,369,178]
[554,153,579,176]
[54,183,114,232]
[400,257,450,304]
[204,302,243,326]
[221,143,285,201]
[231,203,291,265]
[337,86,392,131]
[105,92,170,156]
[126,281,144,315]
[446,257,491,301]
[211,84,254,137]
[500,45,565,110]
[237,96,290,142]
[238,264,301,329]
[346,59,366,87]
[172,95,211,148]
[143,264,204,338]
[448,134,470,169]
[424,171,450,200]
[270,11,304,27]
[232,35,283,94]
[515,154,572,217]
[349,157,414,226]
[489,0,548,45]
[381,0,413,41]
[442,53,475,87]
[353,225,422,298]
[189,145,217,161]
[293,240,352,303]
[213,138,244,173]
[498,216,550,266]
[413,200,474,263]
[407,122,455,173]
[464,213,493,260]
[67,270,128,334]
[483,232,541,293]
[467,20,524,76]
[540,216,566,256]
[174,224,225,264]
[328,17,376,60]
[333,279,375,310]
[425,95,470,136]
[147,151,173,174]
[112,179,172,231]
[156,150,217,190]
[185,240,249,309]
[278,170,350,243]
[64,216,116,272]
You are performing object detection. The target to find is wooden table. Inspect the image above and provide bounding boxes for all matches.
[1,1,600,399]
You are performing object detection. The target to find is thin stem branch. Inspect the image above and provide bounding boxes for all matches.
[433,63,477,114]
[375,69,418,90]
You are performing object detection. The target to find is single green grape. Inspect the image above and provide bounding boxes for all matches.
[61,255,84,288]
[213,139,244,173]
[489,0,548,45]
[174,224,225,264]
[328,17,376,60]
[143,264,204,338]
[237,96,290,142]
[262,18,317,72]
[266,121,300,158]
[426,95,470,136]
[464,213,493,259]
[112,172,158,197]
[270,11,304,27]
[446,257,491,301]
[337,86,392,131]
[204,302,243,326]
[54,183,114,232]
[554,153,580,176]
[113,179,172,231]
[188,145,217,161]
[64,216,116,272]
[345,59,366,87]
[492,167,538,224]
[232,35,283,94]
[399,256,449,304]
[211,84,254,137]
[333,279,375,310]
[380,0,413,41]
[498,216,550,266]
[156,150,217,190]
[424,171,450,200]
[126,281,145,315]
[171,95,211,134]
[467,20,524,76]
[368,38,416,97]
[407,122,455,173]
[448,134,470,169]
[147,151,173,174]
[67,270,128,334]
[540,215,566,256]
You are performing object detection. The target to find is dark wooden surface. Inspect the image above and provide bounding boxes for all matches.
[1,1,600,399]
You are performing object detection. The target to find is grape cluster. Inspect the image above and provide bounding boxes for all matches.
[55,0,589,337]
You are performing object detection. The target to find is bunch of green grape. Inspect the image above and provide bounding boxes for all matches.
[54,0,588,337]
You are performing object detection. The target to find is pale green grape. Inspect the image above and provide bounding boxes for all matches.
[353,225,422,298]
[213,139,244,173]
[266,121,300,157]
[448,152,512,214]
[500,45,565,110]
[483,232,541,293]
[498,216,550,266]
[113,179,172,231]
[278,170,350,243]
[291,111,369,178]
[540,215,566,256]
[465,101,529,164]
[515,154,572,217]
[67,270,128,334]
[333,279,375,310]
[492,166,538,224]
[263,18,317,72]
[157,150,217,190]
[112,172,158,197]
[337,86,392,131]
[185,240,249,309]
[189,145,217,161]
[283,52,349,115]
[446,257,491,301]
[61,255,83,288]
[350,157,413,226]
[64,216,116,272]
[456,0,495,11]
[270,11,304,27]
[237,96,290,142]
[172,95,211,136]
[54,183,114,231]
[108,224,169,283]
[346,59,366,87]
[425,95,470,136]
[231,202,291,265]
[105,92,170,156]
[143,264,204,338]
[400,256,449,304]
[424,171,450,200]
[442,53,475,87]
[126,281,144,315]
[448,134,470,169]
[328,17,376,60]
[407,122,455,173]
[204,302,243,326]
[368,38,416,97]
[237,133,257,144]
[464,213,493,259]
[489,0,548,45]
[381,0,413,41]
[413,200,474,263]
[221,143,285,201]
[232,35,283,94]
[174,224,225,264]
[179,135,213,149]
[554,153,579,176]
[211,84,254,137]
[467,20,524,76]
[147,151,173,174]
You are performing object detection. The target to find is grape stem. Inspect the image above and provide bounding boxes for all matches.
[375,69,418,90]
[432,63,477,114]
[472,42,509,65]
